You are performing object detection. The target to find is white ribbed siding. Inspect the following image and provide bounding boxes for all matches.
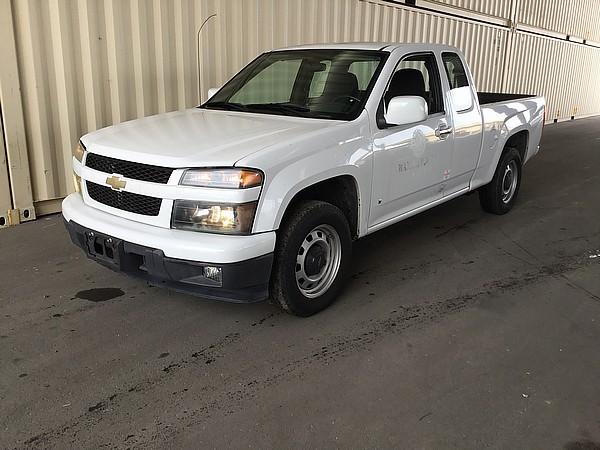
[518,0,600,42]
[423,0,512,20]
[0,0,599,220]
[505,31,600,120]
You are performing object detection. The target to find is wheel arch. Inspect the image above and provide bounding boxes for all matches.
[274,174,361,239]
[503,129,529,162]
[482,123,530,184]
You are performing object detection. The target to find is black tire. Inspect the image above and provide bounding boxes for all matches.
[479,147,523,215]
[270,200,352,317]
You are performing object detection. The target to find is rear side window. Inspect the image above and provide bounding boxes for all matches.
[442,52,469,89]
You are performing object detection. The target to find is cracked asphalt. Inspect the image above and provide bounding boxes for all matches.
[1,117,600,449]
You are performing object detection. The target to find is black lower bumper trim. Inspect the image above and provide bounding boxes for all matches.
[64,219,273,303]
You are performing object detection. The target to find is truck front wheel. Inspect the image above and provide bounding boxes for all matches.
[479,147,523,215]
[270,200,352,316]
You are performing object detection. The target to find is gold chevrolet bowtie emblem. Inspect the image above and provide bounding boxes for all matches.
[106,175,127,191]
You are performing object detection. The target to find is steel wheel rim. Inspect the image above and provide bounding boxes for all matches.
[501,160,518,204]
[295,224,342,299]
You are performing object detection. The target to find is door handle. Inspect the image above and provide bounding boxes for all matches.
[435,124,453,139]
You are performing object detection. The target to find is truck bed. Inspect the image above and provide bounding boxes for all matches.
[475,92,545,181]
[477,92,536,105]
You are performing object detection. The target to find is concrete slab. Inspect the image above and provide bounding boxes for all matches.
[1,117,599,449]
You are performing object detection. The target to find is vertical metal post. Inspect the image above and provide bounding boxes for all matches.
[500,0,520,93]
[0,113,11,228]
[0,0,35,225]
[196,13,217,104]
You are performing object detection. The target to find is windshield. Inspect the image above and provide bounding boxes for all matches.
[201,49,388,121]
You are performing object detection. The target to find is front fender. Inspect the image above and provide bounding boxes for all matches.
[255,164,365,234]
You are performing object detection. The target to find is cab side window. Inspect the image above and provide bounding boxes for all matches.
[442,52,469,89]
[382,52,444,117]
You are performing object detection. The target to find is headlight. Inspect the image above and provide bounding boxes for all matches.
[73,142,85,163]
[180,168,263,189]
[172,200,258,234]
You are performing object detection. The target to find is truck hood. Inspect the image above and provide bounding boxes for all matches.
[81,108,338,168]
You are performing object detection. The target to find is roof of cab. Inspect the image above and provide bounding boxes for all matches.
[272,42,460,53]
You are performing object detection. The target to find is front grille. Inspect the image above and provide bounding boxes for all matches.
[86,181,162,216]
[85,153,174,184]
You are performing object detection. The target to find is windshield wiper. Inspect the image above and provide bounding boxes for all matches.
[202,101,248,112]
[246,103,311,116]
[203,101,312,117]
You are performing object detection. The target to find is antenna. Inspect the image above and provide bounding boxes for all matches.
[196,13,217,104]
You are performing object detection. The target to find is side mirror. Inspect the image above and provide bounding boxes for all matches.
[385,96,428,126]
[207,87,218,99]
[449,86,473,112]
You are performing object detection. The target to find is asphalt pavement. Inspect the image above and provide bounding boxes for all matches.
[1,117,600,449]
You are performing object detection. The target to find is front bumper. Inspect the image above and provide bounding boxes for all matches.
[62,194,275,303]
[65,219,273,303]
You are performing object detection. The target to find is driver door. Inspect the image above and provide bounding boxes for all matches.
[369,52,454,228]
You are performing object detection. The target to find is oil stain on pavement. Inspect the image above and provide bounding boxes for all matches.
[76,288,125,302]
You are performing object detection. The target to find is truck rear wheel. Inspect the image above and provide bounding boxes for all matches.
[270,200,352,316]
[479,147,522,215]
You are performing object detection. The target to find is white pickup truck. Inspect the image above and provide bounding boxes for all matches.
[63,43,545,316]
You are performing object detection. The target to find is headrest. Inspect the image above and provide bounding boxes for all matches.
[324,72,359,96]
[385,68,426,105]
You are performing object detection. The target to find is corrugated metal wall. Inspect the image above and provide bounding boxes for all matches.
[518,0,600,42]
[1,0,599,223]
[505,31,600,121]
[423,0,512,20]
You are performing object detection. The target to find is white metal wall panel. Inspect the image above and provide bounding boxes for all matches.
[0,0,35,223]
[12,0,204,206]
[517,0,600,42]
[505,31,600,120]
[3,0,600,217]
